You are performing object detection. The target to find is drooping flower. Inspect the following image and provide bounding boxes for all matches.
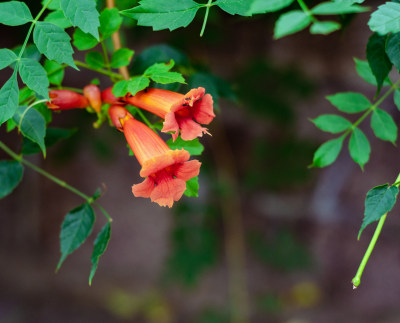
[101,87,126,106]
[83,84,102,113]
[108,105,201,207]
[47,90,89,110]
[125,87,215,141]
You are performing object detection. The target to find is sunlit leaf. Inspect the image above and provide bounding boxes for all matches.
[326,92,371,113]
[274,10,312,39]
[311,136,344,167]
[370,108,397,143]
[349,127,370,170]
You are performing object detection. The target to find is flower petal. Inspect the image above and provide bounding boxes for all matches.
[175,160,201,181]
[140,149,189,178]
[193,94,215,124]
[162,111,180,141]
[179,117,209,141]
[132,177,155,198]
[150,177,186,208]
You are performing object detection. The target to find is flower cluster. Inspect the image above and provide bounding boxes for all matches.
[47,85,215,207]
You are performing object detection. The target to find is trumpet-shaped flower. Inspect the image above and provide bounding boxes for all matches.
[125,87,215,141]
[102,87,126,106]
[83,84,102,113]
[47,90,89,110]
[108,106,201,207]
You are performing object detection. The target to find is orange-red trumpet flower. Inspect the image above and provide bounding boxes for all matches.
[102,87,126,106]
[83,84,102,113]
[108,105,201,207]
[125,87,215,141]
[47,90,89,110]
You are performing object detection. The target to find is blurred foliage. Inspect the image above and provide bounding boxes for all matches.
[164,202,220,287]
[235,59,314,124]
[195,308,230,323]
[250,229,312,272]
[245,137,316,190]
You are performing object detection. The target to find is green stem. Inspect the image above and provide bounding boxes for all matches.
[352,214,387,289]
[133,107,156,130]
[200,0,213,37]
[352,172,400,288]
[100,40,113,76]
[0,140,112,222]
[50,86,84,94]
[74,61,123,80]
[17,0,54,61]
[297,0,317,21]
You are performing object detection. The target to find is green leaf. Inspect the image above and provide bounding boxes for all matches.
[368,2,400,35]
[311,2,368,14]
[214,0,252,16]
[0,49,18,70]
[354,58,385,86]
[44,60,64,86]
[184,176,199,197]
[370,108,397,143]
[57,203,95,271]
[144,60,185,84]
[112,76,150,97]
[13,106,46,157]
[0,1,33,26]
[359,184,399,237]
[18,87,34,104]
[394,90,400,112]
[248,0,294,14]
[33,103,52,124]
[166,137,204,156]
[33,22,77,69]
[99,8,122,39]
[366,33,392,94]
[60,0,100,40]
[89,222,111,285]
[22,127,76,155]
[44,10,72,29]
[42,0,60,10]
[386,32,400,73]
[6,118,17,132]
[0,160,24,199]
[85,51,104,69]
[73,28,99,51]
[121,0,201,31]
[349,127,370,170]
[326,92,371,113]
[310,21,341,35]
[110,48,134,68]
[0,71,19,126]
[274,10,312,39]
[311,136,344,167]
[18,58,50,100]
[311,114,352,133]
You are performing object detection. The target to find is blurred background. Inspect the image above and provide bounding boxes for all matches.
[1,0,400,322]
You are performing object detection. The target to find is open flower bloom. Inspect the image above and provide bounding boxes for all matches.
[125,87,215,141]
[108,105,201,207]
[83,84,102,113]
[47,90,89,110]
[102,87,126,106]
